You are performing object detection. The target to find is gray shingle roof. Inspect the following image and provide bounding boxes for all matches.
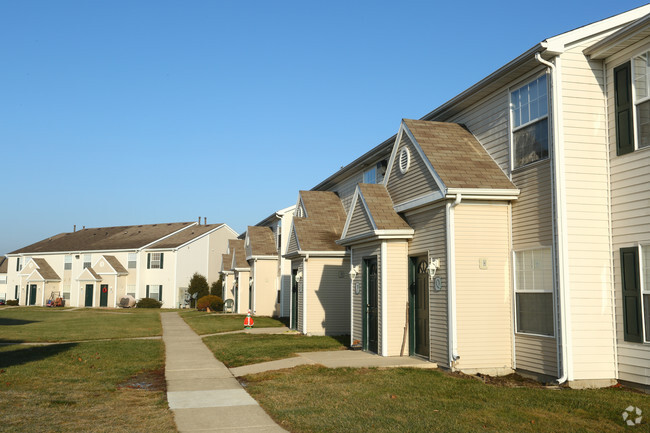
[358,184,411,230]
[292,191,346,252]
[247,226,278,256]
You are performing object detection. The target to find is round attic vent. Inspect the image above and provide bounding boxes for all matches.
[399,147,410,174]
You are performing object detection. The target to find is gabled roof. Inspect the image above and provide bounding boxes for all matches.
[31,258,61,281]
[340,184,413,244]
[246,226,278,257]
[10,222,196,254]
[221,253,233,272]
[146,223,231,249]
[0,256,7,274]
[100,255,128,274]
[77,266,102,281]
[585,11,650,59]
[289,191,347,253]
[255,204,296,226]
[229,239,249,270]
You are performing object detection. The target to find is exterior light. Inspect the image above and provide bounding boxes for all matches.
[428,258,440,280]
[349,265,360,280]
[295,270,303,283]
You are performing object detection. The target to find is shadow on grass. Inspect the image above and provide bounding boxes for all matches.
[0,318,40,326]
[330,334,350,347]
[0,343,77,369]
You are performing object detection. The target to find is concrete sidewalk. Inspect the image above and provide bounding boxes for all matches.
[161,312,287,433]
[230,349,437,377]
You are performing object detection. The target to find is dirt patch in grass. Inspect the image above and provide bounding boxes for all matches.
[117,367,166,391]
[448,371,554,389]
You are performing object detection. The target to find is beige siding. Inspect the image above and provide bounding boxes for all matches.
[386,134,440,206]
[606,37,650,385]
[346,199,374,238]
[305,257,350,335]
[455,203,512,372]
[385,241,409,356]
[561,42,617,381]
[351,244,380,345]
[252,259,279,316]
[511,160,553,250]
[404,203,449,366]
[287,229,299,254]
[236,270,250,314]
[295,260,304,332]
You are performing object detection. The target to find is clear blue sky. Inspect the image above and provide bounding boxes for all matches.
[1,0,646,255]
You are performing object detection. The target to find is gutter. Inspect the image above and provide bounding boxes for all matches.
[535,53,571,385]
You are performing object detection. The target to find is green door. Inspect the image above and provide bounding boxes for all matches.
[28,284,37,306]
[100,284,108,307]
[363,257,378,354]
[85,284,94,307]
[291,269,298,330]
[409,257,430,357]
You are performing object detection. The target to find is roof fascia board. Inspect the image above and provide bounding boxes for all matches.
[382,123,404,188]
[289,250,349,258]
[338,230,414,246]
[93,256,118,274]
[138,222,198,251]
[393,191,446,213]
[341,186,361,239]
[172,224,232,251]
[8,248,140,257]
[246,255,278,261]
[585,14,650,58]
[446,188,520,196]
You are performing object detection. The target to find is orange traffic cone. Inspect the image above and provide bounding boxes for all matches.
[244,310,254,329]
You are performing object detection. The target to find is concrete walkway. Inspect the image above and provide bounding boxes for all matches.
[161,312,287,433]
[230,349,437,377]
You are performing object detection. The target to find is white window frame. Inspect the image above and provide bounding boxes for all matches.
[16,257,22,271]
[630,51,650,151]
[0,275,6,284]
[363,167,377,184]
[149,284,161,301]
[63,285,71,300]
[509,72,550,170]
[128,253,137,269]
[83,254,92,269]
[127,285,136,298]
[150,253,162,269]
[513,247,555,337]
[64,255,72,270]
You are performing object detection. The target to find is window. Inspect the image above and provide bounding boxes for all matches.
[620,245,650,343]
[147,253,163,269]
[0,275,6,284]
[63,285,71,300]
[363,167,376,184]
[16,257,22,272]
[514,248,554,336]
[64,255,72,270]
[83,254,92,269]
[615,54,650,156]
[128,253,137,269]
[146,284,162,301]
[127,285,136,298]
[510,74,549,169]
[14,285,18,300]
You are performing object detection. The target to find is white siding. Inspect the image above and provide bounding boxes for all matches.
[606,36,650,386]
[305,257,350,335]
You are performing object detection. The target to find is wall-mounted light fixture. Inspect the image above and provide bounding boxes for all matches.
[349,265,360,280]
[427,258,440,280]
[295,270,303,283]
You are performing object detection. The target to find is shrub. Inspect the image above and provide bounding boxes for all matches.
[136,298,162,308]
[6,300,18,306]
[197,295,224,312]
[210,277,222,297]
[188,273,209,305]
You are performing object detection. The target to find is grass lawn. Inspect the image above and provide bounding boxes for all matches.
[203,333,347,367]
[179,310,284,335]
[0,307,162,342]
[0,339,176,433]
[244,366,650,433]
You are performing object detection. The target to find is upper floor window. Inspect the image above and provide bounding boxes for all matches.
[147,252,164,269]
[16,257,22,271]
[83,254,92,269]
[128,253,137,269]
[64,255,72,270]
[363,167,376,184]
[510,74,549,169]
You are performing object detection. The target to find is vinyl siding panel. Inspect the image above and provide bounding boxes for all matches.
[385,241,410,356]
[454,203,512,372]
[515,335,558,377]
[561,42,617,381]
[404,203,449,366]
[287,229,299,255]
[306,257,350,336]
[236,270,250,314]
[346,199,374,238]
[321,159,387,214]
[511,160,553,250]
[295,260,304,332]
[351,244,380,346]
[252,259,279,316]
[605,37,650,386]
[386,133,440,206]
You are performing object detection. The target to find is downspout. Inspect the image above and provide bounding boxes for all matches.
[302,255,308,334]
[535,53,571,385]
[253,258,258,314]
[350,248,354,347]
[447,193,462,366]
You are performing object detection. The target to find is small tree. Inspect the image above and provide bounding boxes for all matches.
[188,273,209,307]
[210,276,223,297]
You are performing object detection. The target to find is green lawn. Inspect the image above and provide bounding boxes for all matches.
[179,310,284,335]
[0,339,176,432]
[245,366,650,433]
[0,307,162,342]
[203,333,347,367]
